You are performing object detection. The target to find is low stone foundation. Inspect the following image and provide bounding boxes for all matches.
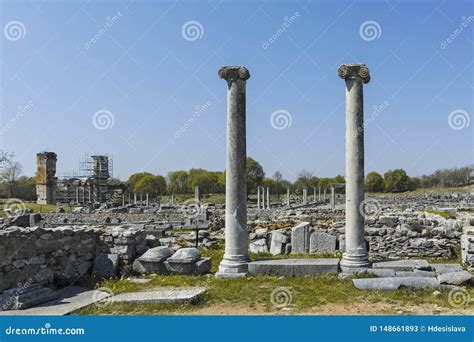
[0,225,148,293]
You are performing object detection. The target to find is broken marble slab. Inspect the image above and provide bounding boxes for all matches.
[353,277,440,291]
[111,287,206,305]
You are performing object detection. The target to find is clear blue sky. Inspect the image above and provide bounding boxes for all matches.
[1,0,472,181]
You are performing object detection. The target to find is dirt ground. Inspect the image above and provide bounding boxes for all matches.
[170,303,474,316]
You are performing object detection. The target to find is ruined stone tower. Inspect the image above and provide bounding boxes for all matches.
[36,152,57,204]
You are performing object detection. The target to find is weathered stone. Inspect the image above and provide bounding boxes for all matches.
[249,239,268,253]
[0,284,59,311]
[248,258,339,277]
[291,222,310,254]
[353,277,440,291]
[437,271,473,285]
[92,253,119,279]
[111,288,206,305]
[309,231,336,253]
[270,231,288,255]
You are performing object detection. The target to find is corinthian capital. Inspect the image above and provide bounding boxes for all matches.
[338,64,370,84]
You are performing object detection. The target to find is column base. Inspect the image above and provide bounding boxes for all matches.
[340,253,371,271]
[215,258,249,278]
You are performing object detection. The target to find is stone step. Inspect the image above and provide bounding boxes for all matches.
[111,287,206,305]
[248,258,340,277]
[372,259,430,271]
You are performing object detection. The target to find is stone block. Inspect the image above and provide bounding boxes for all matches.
[437,271,474,285]
[309,231,336,253]
[248,258,339,277]
[270,231,288,255]
[291,222,310,254]
[92,253,119,279]
[249,239,268,253]
[353,277,440,291]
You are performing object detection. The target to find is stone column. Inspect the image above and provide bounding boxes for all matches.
[338,63,371,269]
[323,188,326,200]
[128,192,131,204]
[318,187,321,201]
[331,185,335,210]
[266,187,270,209]
[140,193,143,204]
[287,187,290,206]
[171,194,174,205]
[261,186,265,209]
[76,187,79,204]
[313,187,316,202]
[303,188,307,204]
[134,193,137,204]
[146,193,149,206]
[122,193,125,206]
[194,186,201,204]
[216,66,250,278]
[257,187,261,209]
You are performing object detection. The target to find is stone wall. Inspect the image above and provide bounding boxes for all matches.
[0,225,148,293]
[249,211,468,260]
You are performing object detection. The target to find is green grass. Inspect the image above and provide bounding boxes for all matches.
[422,209,450,218]
[75,246,473,315]
[0,198,74,218]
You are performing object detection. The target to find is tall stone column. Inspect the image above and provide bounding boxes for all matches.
[194,186,201,205]
[330,185,335,210]
[287,187,290,206]
[338,63,371,269]
[134,193,137,204]
[266,187,270,209]
[216,66,250,278]
[313,187,316,202]
[303,188,307,204]
[318,187,321,201]
[146,193,149,206]
[261,186,265,209]
[257,187,261,209]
